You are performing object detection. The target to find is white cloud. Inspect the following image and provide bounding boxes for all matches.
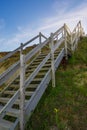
[0,0,87,51]
[38,0,87,34]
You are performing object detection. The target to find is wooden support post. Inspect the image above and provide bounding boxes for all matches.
[78,25,80,38]
[62,30,64,38]
[71,33,73,52]
[20,43,23,55]
[50,33,55,88]
[75,26,79,49]
[79,21,82,37]
[20,53,25,130]
[39,32,42,54]
[64,24,68,60]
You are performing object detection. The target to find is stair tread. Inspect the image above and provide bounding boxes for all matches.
[32,78,43,81]
[26,67,49,72]
[9,84,38,88]
[0,105,19,117]
[7,108,19,117]
[0,119,14,128]
[0,97,28,104]
[4,90,34,96]
[28,63,51,69]
[27,84,38,88]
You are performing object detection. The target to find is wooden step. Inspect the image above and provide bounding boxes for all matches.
[26,67,49,73]
[28,63,51,69]
[38,53,58,59]
[27,65,39,70]
[30,61,42,66]
[40,53,48,56]
[27,84,38,88]
[4,90,34,96]
[7,108,19,117]
[0,97,28,105]
[30,78,43,84]
[26,70,46,81]
[9,83,19,87]
[8,84,38,89]
[36,55,46,59]
[34,58,43,62]
[35,72,46,76]
[54,50,60,54]
[32,78,43,82]
[0,119,14,130]
[43,64,51,68]
[34,54,59,62]
[0,105,19,118]
[39,54,47,58]
[39,68,49,72]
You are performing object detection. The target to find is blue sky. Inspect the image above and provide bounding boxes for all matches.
[0,0,87,51]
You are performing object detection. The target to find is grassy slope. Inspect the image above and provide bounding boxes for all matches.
[26,37,87,130]
[0,45,37,74]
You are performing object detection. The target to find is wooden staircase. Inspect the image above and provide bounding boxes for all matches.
[0,21,84,130]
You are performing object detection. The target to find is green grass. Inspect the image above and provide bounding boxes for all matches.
[25,37,87,130]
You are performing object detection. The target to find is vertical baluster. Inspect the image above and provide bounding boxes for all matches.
[64,24,68,59]
[50,33,55,87]
[39,32,42,54]
[20,43,25,130]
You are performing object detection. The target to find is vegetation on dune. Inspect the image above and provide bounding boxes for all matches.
[0,45,37,75]
[25,37,87,130]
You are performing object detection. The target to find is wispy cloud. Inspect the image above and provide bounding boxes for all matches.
[0,0,87,51]
[41,0,87,31]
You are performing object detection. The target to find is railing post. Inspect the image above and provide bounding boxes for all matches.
[20,52,25,130]
[75,35,78,50]
[75,28,79,49]
[79,21,83,37]
[64,24,68,60]
[39,32,42,54]
[62,29,64,38]
[50,33,55,88]
[71,33,73,52]
[20,43,23,55]
[78,24,80,38]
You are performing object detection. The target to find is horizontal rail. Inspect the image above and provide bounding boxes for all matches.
[41,33,48,40]
[0,35,39,63]
[22,35,39,48]
[53,26,64,37]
